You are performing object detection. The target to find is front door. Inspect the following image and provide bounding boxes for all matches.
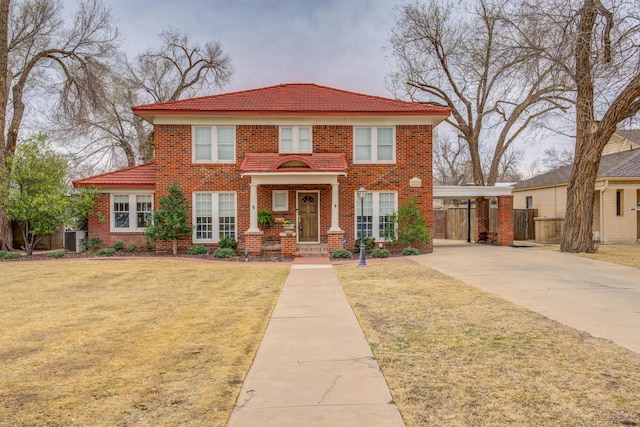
[298,192,319,242]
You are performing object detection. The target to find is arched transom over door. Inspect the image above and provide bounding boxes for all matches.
[298,193,319,242]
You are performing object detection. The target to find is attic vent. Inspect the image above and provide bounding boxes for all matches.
[278,160,310,168]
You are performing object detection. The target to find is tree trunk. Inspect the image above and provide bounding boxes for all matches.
[172,239,177,255]
[0,209,10,250]
[561,140,600,253]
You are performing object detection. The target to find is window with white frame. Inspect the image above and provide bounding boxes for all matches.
[272,190,289,211]
[193,126,236,163]
[111,193,154,232]
[355,191,397,240]
[279,126,312,153]
[353,127,395,163]
[193,192,237,242]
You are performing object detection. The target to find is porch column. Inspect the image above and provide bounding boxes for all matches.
[329,182,342,232]
[248,183,260,233]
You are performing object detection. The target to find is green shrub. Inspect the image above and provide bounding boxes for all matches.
[126,244,138,252]
[0,250,22,260]
[112,241,125,251]
[402,247,420,256]
[371,248,390,258]
[213,247,236,259]
[218,236,238,250]
[331,249,353,259]
[354,237,376,254]
[46,251,65,259]
[82,237,103,250]
[96,247,116,257]
[187,244,210,255]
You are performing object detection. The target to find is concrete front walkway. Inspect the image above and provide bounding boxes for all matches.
[227,258,405,427]
[415,242,640,354]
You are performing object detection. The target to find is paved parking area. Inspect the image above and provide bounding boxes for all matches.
[414,242,640,354]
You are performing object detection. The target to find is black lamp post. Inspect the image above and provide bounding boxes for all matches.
[357,186,368,267]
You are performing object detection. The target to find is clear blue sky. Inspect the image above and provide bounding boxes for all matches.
[108,0,397,97]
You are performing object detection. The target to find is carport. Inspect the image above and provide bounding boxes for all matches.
[433,185,514,246]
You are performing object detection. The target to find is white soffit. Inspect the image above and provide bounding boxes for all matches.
[433,185,513,198]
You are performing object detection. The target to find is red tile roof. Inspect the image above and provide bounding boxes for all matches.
[132,83,451,119]
[73,162,156,189]
[241,153,348,174]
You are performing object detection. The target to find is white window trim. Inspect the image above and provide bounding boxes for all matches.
[279,126,313,154]
[192,125,236,164]
[110,192,154,233]
[353,126,396,164]
[272,190,289,211]
[354,191,398,240]
[192,191,238,243]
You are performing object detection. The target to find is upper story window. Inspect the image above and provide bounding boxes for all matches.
[193,126,236,163]
[353,127,395,163]
[111,193,153,232]
[280,126,312,153]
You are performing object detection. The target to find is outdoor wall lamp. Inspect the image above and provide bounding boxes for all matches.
[357,186,368,267]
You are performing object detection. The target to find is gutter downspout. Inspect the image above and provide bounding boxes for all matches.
[599,180,609,243]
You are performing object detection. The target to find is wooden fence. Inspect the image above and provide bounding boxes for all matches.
[436,208,537,241]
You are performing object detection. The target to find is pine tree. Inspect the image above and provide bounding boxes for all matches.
[145,184,192,254]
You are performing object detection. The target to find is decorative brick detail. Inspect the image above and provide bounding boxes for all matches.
[327,230,346,253]
[279,232,297,257]
[244,231,263,255]
[497,195,514,246]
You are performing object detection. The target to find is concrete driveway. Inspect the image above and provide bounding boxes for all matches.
[414,241,640,354]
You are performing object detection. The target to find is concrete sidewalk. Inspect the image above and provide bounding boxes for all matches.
[227,259,405,427]
[415,243,640,354]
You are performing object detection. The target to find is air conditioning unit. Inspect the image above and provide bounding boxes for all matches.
[65,230,87,253]
[592,231,601,243]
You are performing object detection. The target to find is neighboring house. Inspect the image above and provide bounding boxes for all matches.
[74,83,452,255]
[513,135,640,244]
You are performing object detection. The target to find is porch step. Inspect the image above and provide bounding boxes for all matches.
[295,244,329,257]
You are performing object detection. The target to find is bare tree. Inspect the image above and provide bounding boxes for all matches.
[389,0,572,186]
[432,131,472,185]
[57,28,233,167]
[514,0,640,252]
[0,0,117,250]
[543,146,574,170]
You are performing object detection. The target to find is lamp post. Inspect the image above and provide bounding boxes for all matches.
[357,186,368,267]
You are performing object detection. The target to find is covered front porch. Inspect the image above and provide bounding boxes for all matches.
[241,153,348,256]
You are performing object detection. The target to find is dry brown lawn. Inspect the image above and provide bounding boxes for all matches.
[337,263,640,427]
[578,244,640,268]
[0,259,289,427]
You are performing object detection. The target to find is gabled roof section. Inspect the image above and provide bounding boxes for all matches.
[241,153,348,174]
[513,150,640,190]
[73,162,156,189]
[132,83,451,121]
[615,129,640,146]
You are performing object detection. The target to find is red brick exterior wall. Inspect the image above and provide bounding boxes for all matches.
[89,122,435,253]
[279,232,297,257]
[432,209,446,239]
[497,195,514,246]
[476,198,490,235]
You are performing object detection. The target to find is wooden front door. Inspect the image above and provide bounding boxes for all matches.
[298,192,319,242]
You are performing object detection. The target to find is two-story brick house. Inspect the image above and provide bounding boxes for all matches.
[74,84,451,255]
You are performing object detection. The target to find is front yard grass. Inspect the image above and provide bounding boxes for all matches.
[578,244,640,268]
[0,259,289,427]
[337,263,640,426]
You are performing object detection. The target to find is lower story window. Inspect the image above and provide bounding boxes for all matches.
[111,193,154,232]
[194,192,237,242]
[355,191,397,240]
